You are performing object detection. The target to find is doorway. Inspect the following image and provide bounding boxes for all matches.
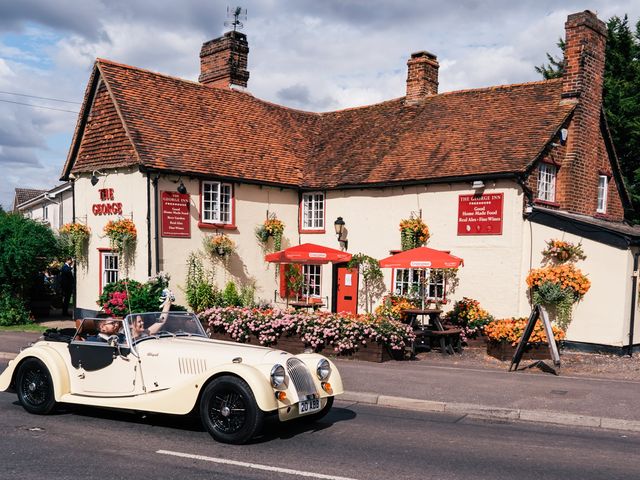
[333,264,358,314]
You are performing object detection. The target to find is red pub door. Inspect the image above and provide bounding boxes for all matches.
[335,267,358,314]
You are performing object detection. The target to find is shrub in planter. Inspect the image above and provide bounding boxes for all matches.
[484,317,565,346]
[199,307,415,356]
[445,297,493,340]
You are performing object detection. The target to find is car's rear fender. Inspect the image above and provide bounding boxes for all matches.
[0,346,70,400]
[195,364,279,413]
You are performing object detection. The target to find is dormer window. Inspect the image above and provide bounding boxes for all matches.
[537,163,557,202]
[597,175,608,213]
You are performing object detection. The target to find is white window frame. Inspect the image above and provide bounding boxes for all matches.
[43,205,49,220]
[201,181,233,224]
[101,251,119,292]
[597,175,608,213]
[394,269,445,301]
[302,264,321,298]
[302,192,324,230]
[537,163,557,202]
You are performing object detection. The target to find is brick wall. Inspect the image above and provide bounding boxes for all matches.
[405,51,439,105]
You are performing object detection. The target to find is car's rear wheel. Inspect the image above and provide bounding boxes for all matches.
[16,358,57,415]
[200,376,263,444]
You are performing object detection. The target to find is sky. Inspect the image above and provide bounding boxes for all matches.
[1,1,639,211]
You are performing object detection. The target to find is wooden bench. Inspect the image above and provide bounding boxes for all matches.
[420,328,462,355]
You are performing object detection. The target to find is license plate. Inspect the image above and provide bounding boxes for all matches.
[298,398,321,415]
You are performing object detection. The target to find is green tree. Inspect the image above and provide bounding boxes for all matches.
[0,212,58,323]
[536,15,640,222]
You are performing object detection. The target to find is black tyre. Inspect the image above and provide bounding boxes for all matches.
[303,396,334,423]
[16,358,57,415]
[200,376,264,444]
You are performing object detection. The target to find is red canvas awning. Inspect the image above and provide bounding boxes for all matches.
[378,247,463,269]
[265,243,352,265]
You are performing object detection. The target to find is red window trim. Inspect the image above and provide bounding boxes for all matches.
[98,248,115,294]
[299,191,326,234]
[533,199,561,208]
[198,180,237,230]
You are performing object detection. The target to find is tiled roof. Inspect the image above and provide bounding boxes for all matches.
[13,188,45,209]
[66,59,575,189]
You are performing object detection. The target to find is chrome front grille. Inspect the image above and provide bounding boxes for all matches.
[177,357,207,375]
[286,358,317,398]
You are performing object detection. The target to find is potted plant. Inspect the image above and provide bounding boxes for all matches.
[204,234,235,258]
[484,317,566,361]
[445,297,493,341]
[526,264,591,331]
[103,218,137,267]
[542,239,586,264]
[59,222,91,264]
[255,216,285,251]
[399,216,430,250]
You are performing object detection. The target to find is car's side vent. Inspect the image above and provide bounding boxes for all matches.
[178,357,207,375]
[286,358,317,398]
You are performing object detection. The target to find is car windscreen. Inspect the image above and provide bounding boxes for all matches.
[125,312,206,342]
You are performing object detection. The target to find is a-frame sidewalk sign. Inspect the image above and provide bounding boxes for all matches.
[509,304,561,375]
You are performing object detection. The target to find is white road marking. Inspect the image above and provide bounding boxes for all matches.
[156,449,359,480]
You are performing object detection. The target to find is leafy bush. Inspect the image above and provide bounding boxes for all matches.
[0,212,59,299]
[445,297,494,339]
[97,273,185,316]
[184,253,220,312]
[222,281,242,307]
[0,289,33,326]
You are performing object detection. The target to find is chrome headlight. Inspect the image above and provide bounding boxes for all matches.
[270,364,285,388]
[316,358,331,381]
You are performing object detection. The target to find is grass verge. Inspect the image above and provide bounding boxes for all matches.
[0,324,48,333]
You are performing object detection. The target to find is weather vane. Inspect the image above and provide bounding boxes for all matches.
[224,6,247,32]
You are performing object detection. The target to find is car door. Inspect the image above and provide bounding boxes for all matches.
[68,340,142,396]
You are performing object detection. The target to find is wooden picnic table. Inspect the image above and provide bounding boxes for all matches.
[401,308,462,355]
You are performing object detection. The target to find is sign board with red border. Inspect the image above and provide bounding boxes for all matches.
[457,193,503,235]
[161,191,191,238]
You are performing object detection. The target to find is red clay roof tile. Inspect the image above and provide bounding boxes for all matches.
[67,59,575,190]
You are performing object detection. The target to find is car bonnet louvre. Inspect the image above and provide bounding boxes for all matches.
[178,357,207,375]
[286,358,317,397]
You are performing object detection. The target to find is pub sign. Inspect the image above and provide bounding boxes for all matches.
[457,193,503,235]
[161,191,191,238]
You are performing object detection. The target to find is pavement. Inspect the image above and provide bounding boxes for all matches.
[2,321,640,434]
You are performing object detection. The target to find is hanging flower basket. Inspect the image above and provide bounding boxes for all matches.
[104,218,137,260]
[542,239,586,264]
[399,217,430,250]
[526,264,590,330]
[255,217,285,251]
[204,234,235,257]
[59,222,91,263]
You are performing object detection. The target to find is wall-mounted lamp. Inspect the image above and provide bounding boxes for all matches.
[334,216,348,251]
[471,180,485,190]
[560,128,568,145]
[177,180,187,195]
[90,170,105,187]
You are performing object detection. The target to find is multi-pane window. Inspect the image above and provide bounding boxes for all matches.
[597,175,608,213]
[101,252,119,291]
[537,163,557,202]
[302,264,321,297]
[302,192,324,230]
[394,269,445,300]
[202,181,232,224]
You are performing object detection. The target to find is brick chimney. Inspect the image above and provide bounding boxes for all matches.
[199,30,249,88]
[559,10,608,216]
[405,51,439,105]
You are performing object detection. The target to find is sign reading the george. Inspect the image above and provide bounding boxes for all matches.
[457,193,503,235]
[161,191,191,238]
[92,188,122,216]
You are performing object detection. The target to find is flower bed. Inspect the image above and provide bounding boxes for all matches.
[199,307,415,362]
[484,317,565,361]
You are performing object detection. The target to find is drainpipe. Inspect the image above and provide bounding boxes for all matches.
[628,251,639,356]
[152,175,160,274]
[146,173,152,277]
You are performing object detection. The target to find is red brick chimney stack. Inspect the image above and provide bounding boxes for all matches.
[199,30,249,88]
[560,10,608,215]
[406,51,439,105]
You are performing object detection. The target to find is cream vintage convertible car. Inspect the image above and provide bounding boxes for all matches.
[0,312,343,444]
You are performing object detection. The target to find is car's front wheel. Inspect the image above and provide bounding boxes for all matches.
[16,358,57,415]
[200,376,264,444]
